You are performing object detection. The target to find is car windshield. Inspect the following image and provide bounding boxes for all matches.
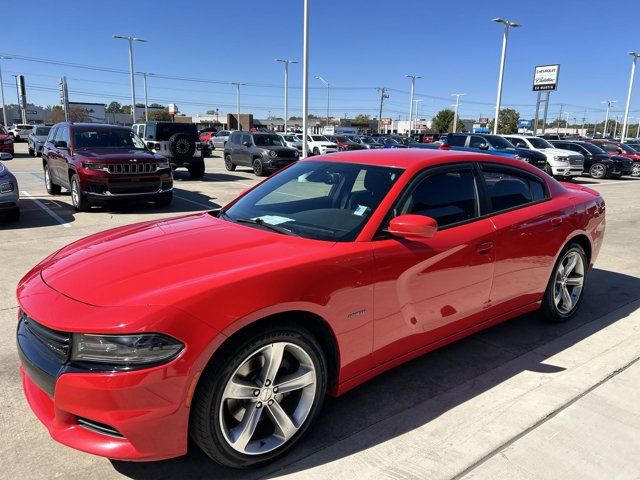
[156,123,197,141]
[283,135,297,141]
[253,134,285,147]
[361,136,377,143]
[311,135,329,141]
[528,137,553,149]
[221,161,403,242]
[73,128,147,150]
[385,138,400,144]
[486,135,515,149]
[35,127,51,136]
[582,142,607,154]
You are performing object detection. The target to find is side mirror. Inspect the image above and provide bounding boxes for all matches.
[478,142,489,150]
[54,140,68,149]
[0,152,13,160]
[618,147,624,154]
[388,214,437,239]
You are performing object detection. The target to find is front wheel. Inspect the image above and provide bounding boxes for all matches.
[190,327,327,468]
[154,191,173,207]
[225,155,236,171]
[589,163,607,179]
[632,162,640,177]
[540,243,587,322]
[70,174,90,211]
[253,158,265,176]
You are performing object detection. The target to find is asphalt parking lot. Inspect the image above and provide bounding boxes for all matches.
[1,143,639,479]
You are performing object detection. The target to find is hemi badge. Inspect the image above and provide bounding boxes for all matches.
[347,309,366,319]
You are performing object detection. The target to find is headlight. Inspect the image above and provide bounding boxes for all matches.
[293,150,299,157]
[82,162,108,170]
[269,150,277,157]
[555,155,569,163]
[71,333,183,366]
[157,159,170,169]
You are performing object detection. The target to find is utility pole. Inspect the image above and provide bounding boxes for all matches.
[621,52,639,142]
[301,0,309,157]
[315,76,330,127]
[0,56,10,127]
[275,59,298,133]
[557,103,564,134]
[452,93,466,133]
[602,100,616,137]
[136,71,152,121]
[406,74,421,137]
[231,82,246,130]
[377,87,388,133]
[113,35,147,124]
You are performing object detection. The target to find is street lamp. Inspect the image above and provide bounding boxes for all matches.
[0,56,10,127]
[406,74,421,136]
[135,71,153,121]
[231,82,247,131]
[315,76,330,128]
[452,93,466,133]
[621,52,639,143]
[601,100,616,137]
[113,34,147,123]
[491,18,521,134]
[275,59,298,133]
[564,112,573,133]
[414,99,423,134]
[301,0,309,157]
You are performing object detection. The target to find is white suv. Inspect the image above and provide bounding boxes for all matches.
[9,124,33,141]
[295,134,338,155]
[503,135,584,178]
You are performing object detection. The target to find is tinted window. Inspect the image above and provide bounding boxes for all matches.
[155,123,198,141]
[529,137,554,149]
[47,127,58,142]
[242,134,252,145]
[401,170,477,227]
[229,132,240,144]
[486,135,515,149]
[507,137,527,148]
[253,134,284,146]
[469,136,486,148]
[72,127,146,150]
[599,143,618,153]
[447,135,467,147]
[34,126,51,136]
[581,143,607,154]
[482,168,547,212]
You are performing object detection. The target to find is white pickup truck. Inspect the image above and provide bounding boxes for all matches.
[503,135,584,178]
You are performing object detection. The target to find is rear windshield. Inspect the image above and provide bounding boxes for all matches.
[35,127,51,136]
[156,123,198,141]
[312,135,329,142]
[73,127,147,150]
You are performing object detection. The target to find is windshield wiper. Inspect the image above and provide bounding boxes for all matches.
[233,217,299,236]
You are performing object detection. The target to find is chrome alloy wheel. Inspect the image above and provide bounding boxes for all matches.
[219,342,317,455]
[71,179,80,207]
[589,163,606,179]
[554,250,585,315]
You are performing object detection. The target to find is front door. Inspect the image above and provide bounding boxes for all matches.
[372,164,496,365]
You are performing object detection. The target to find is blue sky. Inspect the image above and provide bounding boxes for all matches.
[1,0,639,124]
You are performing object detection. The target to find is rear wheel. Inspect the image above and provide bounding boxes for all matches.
[190,326,327,468]
[589,163,607,179]
[44,164,61,195]
[225,155,236,171]
[540,243,587,322]
[188,161,206,179]
[70,174,90,211]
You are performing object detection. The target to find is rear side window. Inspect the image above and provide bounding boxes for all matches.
[47,127,58,142]
[242,134,252,145]
[599,143,618,153]
[401,169,478,228]
[481,167,547,213]
[469,136,486,148]
[508,137,527,148]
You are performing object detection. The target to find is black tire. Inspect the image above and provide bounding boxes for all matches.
[632,162,640,177]
[188,161,206,179]
[540,242,588,323]
[190,325,328,469]
[209,141,216,151]
[70,174,90,211]
[589,163,607,179]
[154,191,173,207]
[253,158,265,176]
[44,163,62,195]
[168,133,196,161]
[225,155,236,171]
[313,147,320,156]
[28,145,34,156]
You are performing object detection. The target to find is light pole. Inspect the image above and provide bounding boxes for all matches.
[231,82,246,130]
[564,112,572,133]
[491,18,521,134]
[275,59,298,133]
[621,52,639,143]
[0,56,10,127]
[414,99,423,134]
[602,100,616,137]
[452,93,466,133]
[135,71,153,121]
[406,74,421,137]
[302,0,309,157]
[113,34,147,124]
[315,76,330,128]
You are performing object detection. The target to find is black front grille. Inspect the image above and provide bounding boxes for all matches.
[20,312,70,363]
[107,163,159,174]
[108,179,161,194]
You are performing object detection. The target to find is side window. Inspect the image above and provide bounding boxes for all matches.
[47,127,58,142]
[242,134,252,145]
[510,138,527,148]
[447,135,466,147]
[401,169,478,228]
[482,167,547,213]
[54,127,65,142]
[60,127,70,144]
[600,143,618,153]
[469,136,486,148]
[228,132,238,144]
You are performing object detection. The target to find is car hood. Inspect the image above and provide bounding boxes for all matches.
[538,147,581,157]
[316,141,337,147]
[31,135,48,142]
[75,149,163,163]
[39,213,331,307]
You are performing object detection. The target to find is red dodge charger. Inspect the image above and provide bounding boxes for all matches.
[16,149,605,468]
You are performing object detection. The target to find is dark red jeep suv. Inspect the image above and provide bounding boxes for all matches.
[42,123,173,211]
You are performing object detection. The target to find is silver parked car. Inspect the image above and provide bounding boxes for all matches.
[27,125,52,157]
[211,130,231,150]
[279,133,310,155]
[0,153,19,221]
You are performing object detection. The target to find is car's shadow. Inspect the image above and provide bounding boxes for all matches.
[172,170,255,183]
[111,267,640,480]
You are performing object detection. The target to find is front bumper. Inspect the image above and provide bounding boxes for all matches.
[80,168,173,200]
[16,270,222,461]
[0,143,14,154]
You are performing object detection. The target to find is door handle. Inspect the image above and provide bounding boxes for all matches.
[550,217,563,228]
[477,241,494,255]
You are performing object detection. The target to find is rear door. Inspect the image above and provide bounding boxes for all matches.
[372,163,496,365]
[478,163,573,315]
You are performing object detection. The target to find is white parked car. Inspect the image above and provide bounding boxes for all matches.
[503,134,584,178]
[9,124,33,142]
[294,134,338,155]
[211,130,231,150]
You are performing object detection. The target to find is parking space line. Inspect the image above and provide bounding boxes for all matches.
[591,181,640,186]
[31,172,44,181]
[173,194,216,210]
[21,191,72,228]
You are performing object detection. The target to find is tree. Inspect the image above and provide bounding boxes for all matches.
[488,108,519,134]
[44,105,65,124]
[122,105,131,115]
[354,114,371,123]
[148,108,171,121]
[431,109,465,133]
[149,103,165,108]
[106,101,123,113]
[69,107,90,123]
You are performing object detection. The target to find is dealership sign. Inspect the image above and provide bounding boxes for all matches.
[518,119,532,127]
[380,118,392,126]
[168,104,177,116]
[532,65,560,91]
